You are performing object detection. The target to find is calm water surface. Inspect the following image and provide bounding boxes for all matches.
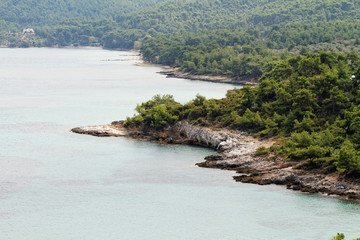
[0,48,359,240]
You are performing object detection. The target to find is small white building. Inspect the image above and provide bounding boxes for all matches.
[22,28,35,37]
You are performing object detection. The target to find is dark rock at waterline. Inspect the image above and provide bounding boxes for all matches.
[71,121,360,201]
[159,68,258,86]
[204,154,223,161]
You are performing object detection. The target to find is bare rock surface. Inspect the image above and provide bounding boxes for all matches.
[71,121,360,200]
[159,68,258,86]
[71,123,128,137]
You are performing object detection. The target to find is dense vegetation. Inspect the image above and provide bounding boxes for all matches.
[4,0,359,32]
[140,20,360,79]
[332,233,360,240]
[35,19,147,48]
[123,0,360,79]
[0,0,166,30]
[1,0,360,52]
[116,0,360,34]
[141,29,280,79]
[125,52,360,178]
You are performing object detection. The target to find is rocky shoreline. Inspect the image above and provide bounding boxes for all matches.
[71,121,360,200]
[159,68,258,86]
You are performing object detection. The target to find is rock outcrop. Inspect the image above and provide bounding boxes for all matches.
[71,121,360,200]
[159,68,258,86]
[71,123,128,137]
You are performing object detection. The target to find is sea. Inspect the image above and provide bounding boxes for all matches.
[0,48,359,240]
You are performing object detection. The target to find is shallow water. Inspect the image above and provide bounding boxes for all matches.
[0,48,359,240]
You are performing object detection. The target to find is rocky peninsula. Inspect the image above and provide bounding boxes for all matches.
[72,121,360,200]
[159,68,258,86]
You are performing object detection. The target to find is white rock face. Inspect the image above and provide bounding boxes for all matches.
[72,121,264,158]
[173,122,226,148]
[173,121,262,158]
[72,124,128,136]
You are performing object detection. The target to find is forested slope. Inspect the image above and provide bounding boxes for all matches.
[0,0,166,30]
[117,0,360,34]
[140,20,360,80]
[1,0,359,48]
[125,52,360,178]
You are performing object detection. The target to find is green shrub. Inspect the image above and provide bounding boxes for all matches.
[255,146,270,156]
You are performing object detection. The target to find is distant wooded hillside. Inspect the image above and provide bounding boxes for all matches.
[0,0,166,30]
[0,0,359,55]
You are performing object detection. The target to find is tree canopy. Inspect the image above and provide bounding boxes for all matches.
[1,0,360,53]
[125,52,360,178]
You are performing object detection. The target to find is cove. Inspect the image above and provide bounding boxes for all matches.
[0,48,359,240]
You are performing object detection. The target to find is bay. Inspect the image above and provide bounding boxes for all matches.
[0,48,359,240]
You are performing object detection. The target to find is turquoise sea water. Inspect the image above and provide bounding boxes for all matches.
[0,48,359,240]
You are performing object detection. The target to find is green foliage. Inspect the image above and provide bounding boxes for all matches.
[2,0,360,52]
[127,52,360,177]
[255,146,270,156]
[140,29,282,79]
[117,0,360,36]
[232,109,265,131]
[333,233,346,240]
[139,19,360,78]
[124,94,181,130]
[0,0,166,29]
[336,140,360,174]
[151,105,178,129]
[331,233,360,240]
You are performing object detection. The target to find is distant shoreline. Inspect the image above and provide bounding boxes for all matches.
[0,46,257,85]
[158,67,258,86]
[0,45,137,51]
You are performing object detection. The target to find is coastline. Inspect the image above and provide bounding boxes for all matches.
[71,121,360,201]
[2,46,256,86]
[159,67,258,86]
